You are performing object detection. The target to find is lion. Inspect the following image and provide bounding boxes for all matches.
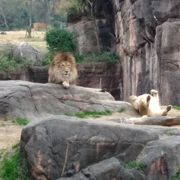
[48,52,78,88]
[129,89,172,116]
[148,89,172,116]
[129,94,150,116]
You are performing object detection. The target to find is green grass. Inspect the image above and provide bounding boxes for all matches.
[75,110,112,118]
[174,106,180,110]
[118,107,126,113]
[15,118,30,126]
[172,170,180,180]
[125,161,146,171]
[0,143,30,180]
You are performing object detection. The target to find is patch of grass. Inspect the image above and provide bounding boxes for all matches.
[0,143,30,180]
[118,107,126,113]
[174,106,180,110]
[15,118,30,126]
[75,110,112,118]
[172,170,180,180]
[125,161,146,171]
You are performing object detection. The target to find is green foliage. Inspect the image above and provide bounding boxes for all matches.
[76,51,118,64]
[15,118,29,126]
[172,170,180,180]
[118,107,126,113]
[75,110,112,118]
[42,52,54,66]
[0,54,29,73]
[125,161,146,171]
[174,106,180,110]
[45,28,76,53]
[0,143,30,180]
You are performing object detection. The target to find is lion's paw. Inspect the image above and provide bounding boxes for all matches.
[62,81,70,88]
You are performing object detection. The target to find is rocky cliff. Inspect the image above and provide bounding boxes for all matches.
[114,0,180,105]
[68,0,180,105]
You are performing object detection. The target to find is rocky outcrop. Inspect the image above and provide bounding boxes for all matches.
[68,0,114,53]
[113,0,180,105]
[0,80,130,121]
[13,42,42,66]
[77,62,123,100]
[67,0,180,105]
[21,115,180,180]
[0,63,122,100]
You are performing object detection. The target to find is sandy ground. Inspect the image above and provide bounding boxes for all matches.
[0,121,22,150]
[0,108,179,150]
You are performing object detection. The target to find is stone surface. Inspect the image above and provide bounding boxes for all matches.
[77,62,123,100]
[68,0,114,53]
[20,115,180,180]
[113,0,180,105]
[0,63,123,100]
[12,42,42,66]
[0,80,130,121]
[58,157,144,180]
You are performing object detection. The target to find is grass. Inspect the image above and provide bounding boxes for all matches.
[15,118,30,126]
[0,143,30,180]
[118,107,126,113]
[172,170,180,180]
[125,161,146,171]
[75,110,112,118]
[174,106,180,110]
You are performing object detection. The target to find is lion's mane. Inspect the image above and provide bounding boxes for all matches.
[48,52,78,86]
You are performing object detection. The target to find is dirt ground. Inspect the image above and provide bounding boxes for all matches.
[0,107,179,151]
[0,121,22,150]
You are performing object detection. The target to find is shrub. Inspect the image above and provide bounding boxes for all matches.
[45,28,76,53]
[0,54,29,73]
[84,51,118,64]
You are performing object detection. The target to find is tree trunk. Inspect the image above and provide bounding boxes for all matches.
[26,0,32,38]
[0,5,9,30]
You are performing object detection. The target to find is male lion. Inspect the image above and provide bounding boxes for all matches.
[129,89,171,116]
[48,52,78,88]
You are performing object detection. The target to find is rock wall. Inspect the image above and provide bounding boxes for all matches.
[77,62,123,100]
[113,0,180,105]
[0,63,122,100]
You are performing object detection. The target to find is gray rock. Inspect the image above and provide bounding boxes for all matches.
[58,157,145,180]
[21,117,159,180]
[137,135,180,180]
[0,80,130,121]
[113,0,180,105]
[12,42,42,66]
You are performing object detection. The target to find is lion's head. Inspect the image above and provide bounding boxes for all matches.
[48,52,78,86]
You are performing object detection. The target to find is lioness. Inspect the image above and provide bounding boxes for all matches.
[48,52,78,88]
[129,89,172,116]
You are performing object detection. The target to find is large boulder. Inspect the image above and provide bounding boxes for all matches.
[0,80,131,121]
[20,115,180,180]
[12,42,42,66]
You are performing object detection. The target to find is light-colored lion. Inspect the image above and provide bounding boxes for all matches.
[129,89,172,116]
[48,52,78,88]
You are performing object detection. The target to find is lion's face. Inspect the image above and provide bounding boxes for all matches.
[48,52,78,85]
[59,61,72,78]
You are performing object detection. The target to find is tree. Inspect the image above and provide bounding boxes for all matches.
[25,0,32,38]
[0,0,9,30]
